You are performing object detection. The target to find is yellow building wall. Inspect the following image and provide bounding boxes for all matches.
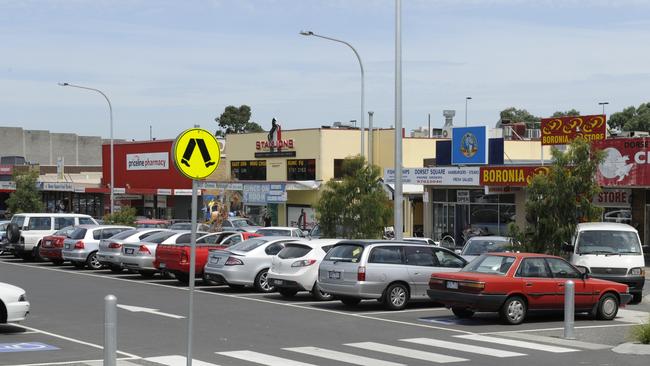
[504,140,552,161]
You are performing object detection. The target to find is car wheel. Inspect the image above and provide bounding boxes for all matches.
[311,283,333,301]
[109,265,123,273]
[86,252,103,270]
[139,270,156,279]
[72,261,85,269]
[254,269,275,293]
[630,293,643,304]
[340,297,362,306]
[176,273,190,285]
[278,288,298,298]
[52,259,64,266]
[596,293,619,320]
[452,307,475,319]
[500,296,527,325]
[383,283,410,310]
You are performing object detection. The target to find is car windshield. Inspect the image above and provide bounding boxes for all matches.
[111,229,139,240]
[229,238,267,252]
[256,229,291,236]
[145,232,177,244]
[576,230,642,255]
[324,244,364,263]
[463,255,516,275]
[69,228,87,240]
[462,239,510,256]
[232,219,255,228]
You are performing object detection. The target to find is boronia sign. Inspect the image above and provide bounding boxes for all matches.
[480,166,550,186]
[541,114,606,145]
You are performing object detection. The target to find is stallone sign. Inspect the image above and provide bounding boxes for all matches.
[480,166,549,186]
[594,137,650,186]
[541,114,606,145]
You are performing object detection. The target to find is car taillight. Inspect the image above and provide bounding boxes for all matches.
[291,259,317,267]
[225,257,243,266]
[138,245,151,255]
[429,278,444,286]
[180,251,188,264]
[461,281,486,293]
[108,242,122,249]
[357,266,366,281]
[55,239,64,248]
[74,241,85,249]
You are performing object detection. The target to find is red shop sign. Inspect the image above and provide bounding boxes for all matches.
[541,114,606,145]
[594,137,650,186]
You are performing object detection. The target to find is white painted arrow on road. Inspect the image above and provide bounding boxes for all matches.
[117,304,185,319]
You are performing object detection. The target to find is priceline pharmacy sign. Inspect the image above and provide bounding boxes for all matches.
[126,152,169,171]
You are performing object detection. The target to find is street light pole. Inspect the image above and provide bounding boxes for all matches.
[394,0,403,240]
[59,82,115,215]
[598,101,609,115]
[300,30,365,158]
[465,96,472,127]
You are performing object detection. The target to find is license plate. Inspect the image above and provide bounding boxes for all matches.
[274,279,284,285]
[209,257,220,264]
[65,244,71,249]
[159,262,166,268]
[125,248,134,254]
[446,281,459,289]
[328,271,341,280]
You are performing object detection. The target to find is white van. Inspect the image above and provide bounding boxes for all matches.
[566,222,645,303]
[6,213,97,260]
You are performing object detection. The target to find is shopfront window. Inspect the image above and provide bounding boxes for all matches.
[287,159,316,180]
[231,160,267,181]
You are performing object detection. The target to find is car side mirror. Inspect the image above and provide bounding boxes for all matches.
[580,271,590,280]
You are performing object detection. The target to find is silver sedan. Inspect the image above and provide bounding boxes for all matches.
[97,228,170,272]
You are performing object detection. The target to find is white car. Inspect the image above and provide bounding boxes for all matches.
[255,227,305,238]
[268,239,342,300]
[404,237,438,246]
[0,282,30,323]
[203,236,298,292]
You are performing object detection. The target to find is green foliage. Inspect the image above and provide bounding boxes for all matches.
[500,107,540,128]
[608,102,650,132]
[103,207,136,226]
[315,156,392,239]
[510,138,604,254]
[631,317,650,344]
[551,109,581,117]
[6,169,44,214]
[214,105,264,137]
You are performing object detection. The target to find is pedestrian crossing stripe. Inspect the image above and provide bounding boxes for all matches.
[172,128,221,180]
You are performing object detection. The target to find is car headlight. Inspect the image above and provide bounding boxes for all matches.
[628,267,645,276]
[18,294,26,302]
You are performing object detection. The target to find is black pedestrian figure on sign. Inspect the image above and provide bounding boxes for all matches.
[181,138,216,168]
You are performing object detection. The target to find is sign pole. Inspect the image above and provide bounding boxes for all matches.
[186,179,197,366]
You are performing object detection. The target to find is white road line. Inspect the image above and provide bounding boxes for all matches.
[15,324,141,359]
[146,355,220,366]
[479,322,638,335]
[286,301,336,305]
[345,342,468,363]
[364,307,450,315]
[0,259,473,335]
[6,358,139,366]
[285,346,407,366]
[495,332,611,350]
[217,350,317,366]
[401,338,526,358]
[455,334,578,353]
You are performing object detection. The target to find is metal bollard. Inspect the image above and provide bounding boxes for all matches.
[104,294,117,366]
[564,280,575,339]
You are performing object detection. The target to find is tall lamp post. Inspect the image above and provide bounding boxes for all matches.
[465,96,472,127]
[300,30,365,157]
[598,101,609,115]
[59,82,115,214]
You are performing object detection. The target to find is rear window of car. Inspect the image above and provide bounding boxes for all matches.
[78,217,96,225]
[278,244,312,259]
[111,229,139,240]
[145,232,177,244]
[463,254,516,275]
[324,244,364,263]
[139,230,164,240]
[69,228,87,240]
[256,229,290,236]
[229,238,267,252]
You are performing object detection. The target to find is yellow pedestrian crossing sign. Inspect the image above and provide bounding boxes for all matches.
[173,128,221,180]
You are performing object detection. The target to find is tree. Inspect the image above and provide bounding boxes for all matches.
[509,137,604,255]
[6,169,44,214]
[103,207,136,226]
[214,105,264,137]
[499,107,540,128]
[608,102,650,131]
[315,156,392,239]
[551,109,580,117]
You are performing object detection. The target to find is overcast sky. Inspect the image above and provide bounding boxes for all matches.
[1,0,649,140]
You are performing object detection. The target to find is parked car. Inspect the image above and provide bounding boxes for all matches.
[0,220,10,254]
[169,222,212,231]
[255,226,305,238]
[156,232,259,284]
[268,239,342,300]
[121,230,207,278]
[318,240,467,310]
[428,253,633,325]
[404,237,437,246]
[459,236,513,262]
[0,282,30,323]
[38,226,76,265]
[5,213,97,260]
[203,236,299,292]
[564,222,646,304]
[61,225,133,269]
[220,217,261,233]
[308,224,321,239]
[97,228,169,272]
[135,219,171,229]
[147,231,212,282]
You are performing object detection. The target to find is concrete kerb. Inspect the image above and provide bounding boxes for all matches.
[612,342,650,355]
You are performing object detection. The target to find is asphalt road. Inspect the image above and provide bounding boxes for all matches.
[1,256,649,366]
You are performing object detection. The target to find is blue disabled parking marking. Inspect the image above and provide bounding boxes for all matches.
[0,342,60,353]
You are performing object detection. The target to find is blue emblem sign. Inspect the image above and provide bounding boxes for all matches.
[451,126,488,165]
[0,342,59,353]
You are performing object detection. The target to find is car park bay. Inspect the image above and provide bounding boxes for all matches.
[1,256,649,366]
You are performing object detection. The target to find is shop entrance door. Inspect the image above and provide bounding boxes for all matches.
[454,204,470,249]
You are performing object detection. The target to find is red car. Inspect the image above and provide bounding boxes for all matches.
[427,253,632,325]
[39,226,76,265]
